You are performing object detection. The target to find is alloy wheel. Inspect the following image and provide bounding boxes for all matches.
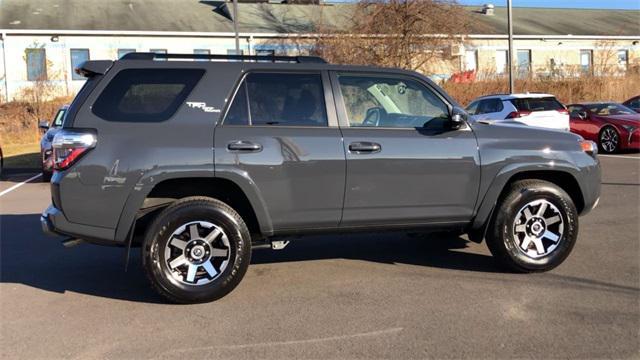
[600,127,619,153]
[164,221,231,285]
[512,199,564,259]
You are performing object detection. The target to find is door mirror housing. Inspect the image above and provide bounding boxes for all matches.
[578,111,588,120]
[449,107,467,129]
[38,120,49,130]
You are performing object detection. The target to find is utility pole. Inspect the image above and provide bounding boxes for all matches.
[232,0,240,54]
[507,0,514,93]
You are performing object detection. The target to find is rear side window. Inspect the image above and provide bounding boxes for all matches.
[224,72,327,126]
[476,98,504,114]
[510,97,564,112]
[93,69,204,122]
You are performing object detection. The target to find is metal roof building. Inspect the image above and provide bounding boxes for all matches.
[1,0,639,101]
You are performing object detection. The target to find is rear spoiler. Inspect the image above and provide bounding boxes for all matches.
[75,60,114,77]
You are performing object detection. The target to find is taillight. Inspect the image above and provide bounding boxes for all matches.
[52,130,97,171]
[505,111,531,119]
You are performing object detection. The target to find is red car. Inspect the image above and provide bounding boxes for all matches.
[568,103,640,153]
[623,95,640,113]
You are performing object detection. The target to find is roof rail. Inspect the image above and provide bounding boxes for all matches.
[121,52,327,63]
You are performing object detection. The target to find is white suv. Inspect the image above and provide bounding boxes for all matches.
[466,93,570,131]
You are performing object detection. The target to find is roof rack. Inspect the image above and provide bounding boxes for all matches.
[121,52,327,63]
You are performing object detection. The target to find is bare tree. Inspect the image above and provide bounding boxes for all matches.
[312,0,472,73]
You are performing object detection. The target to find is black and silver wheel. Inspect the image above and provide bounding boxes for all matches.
[599,126,619,153]
[486,180,578,272]
[142,197,251,303]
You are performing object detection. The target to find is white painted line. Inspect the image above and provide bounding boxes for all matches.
[599,155,640,160]
[0,173,43,197]
[167,327,403,354]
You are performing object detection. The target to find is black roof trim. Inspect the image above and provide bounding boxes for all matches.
[121,52,327,63]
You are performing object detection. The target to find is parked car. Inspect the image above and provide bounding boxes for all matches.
[622,95,640,113]
[466,93,569,131]
[41,53,601,303]
[39,104,69,181]
[567,102,639,153]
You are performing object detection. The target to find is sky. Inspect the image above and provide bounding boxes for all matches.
[329,0,640,10]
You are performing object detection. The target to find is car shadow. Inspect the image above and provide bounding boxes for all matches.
[1,214,503,303]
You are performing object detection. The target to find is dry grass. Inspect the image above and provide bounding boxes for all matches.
[0,96,72,153]
[443,73,640,107]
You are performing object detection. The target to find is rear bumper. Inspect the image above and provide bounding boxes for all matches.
[41,204,120,246]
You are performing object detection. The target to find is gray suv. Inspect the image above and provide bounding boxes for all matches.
[41,53,601,303]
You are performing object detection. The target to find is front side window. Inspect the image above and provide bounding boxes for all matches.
[93,69,204,122]
[225,72,327,126]
[70,49,89,80]
[337,74,449,128]
[26,48,46,81]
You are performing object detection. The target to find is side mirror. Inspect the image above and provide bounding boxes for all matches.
[38,120,49,130]
[449,107,467,129]
[578,111,588,120]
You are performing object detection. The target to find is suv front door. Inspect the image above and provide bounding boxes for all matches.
[332,72,480,227]
[215,71,345,232]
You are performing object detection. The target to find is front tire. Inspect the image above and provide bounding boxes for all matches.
[142,196,251,303]
[486,180,578,273]
[599,126,619,153]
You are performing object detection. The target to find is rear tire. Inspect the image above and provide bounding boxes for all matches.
[486,180,578,273]
[142,196,251,303]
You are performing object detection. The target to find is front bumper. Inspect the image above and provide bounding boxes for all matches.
[622,130,640,150]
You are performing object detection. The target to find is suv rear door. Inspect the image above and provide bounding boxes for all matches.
[214,70,345,231]
[331,71,480,227]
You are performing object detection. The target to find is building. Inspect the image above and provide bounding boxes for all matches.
[0,0,638,101]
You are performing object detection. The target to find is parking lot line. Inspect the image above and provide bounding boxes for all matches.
[0,173,42,197]
[599,155,640,160]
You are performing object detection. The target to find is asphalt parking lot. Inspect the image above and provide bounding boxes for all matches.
[1,153,638,359]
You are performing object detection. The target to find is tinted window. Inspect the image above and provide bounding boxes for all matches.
[245,73,327,126]
[338,75,449,128]
[70,49,89,80]
[477,98,504,114]
[224,82,249,125]
[26,48,46,81]
[510,97,564,112]
[93,69,204,122]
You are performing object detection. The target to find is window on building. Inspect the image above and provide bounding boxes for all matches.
[516,50,531,77]
[193,49,210,61]
[92,69,205,122]
[117,49,136,59]
[26,48,46,81]
[224,72,327,126]
[495,50,508,75]
[70,49,90,80]
[464,50,477,72]
[150,49,167,61]
[617,50,628,70]
[580,50,593,74]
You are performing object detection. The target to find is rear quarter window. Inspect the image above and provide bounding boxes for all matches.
[92,68,204,122]
[510,97,564,112]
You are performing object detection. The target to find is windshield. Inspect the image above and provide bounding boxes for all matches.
[587,103,635,116]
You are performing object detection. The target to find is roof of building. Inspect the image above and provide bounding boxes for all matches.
[0,0,638,37]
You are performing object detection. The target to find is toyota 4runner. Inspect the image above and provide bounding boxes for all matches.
[41,53,601,303]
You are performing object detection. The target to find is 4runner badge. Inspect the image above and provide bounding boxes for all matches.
[186,102,221,113]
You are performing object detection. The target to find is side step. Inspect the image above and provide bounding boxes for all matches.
[253,239,290,250]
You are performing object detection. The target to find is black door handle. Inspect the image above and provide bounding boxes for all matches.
[227,140,262,152]
[349,141,381,154]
